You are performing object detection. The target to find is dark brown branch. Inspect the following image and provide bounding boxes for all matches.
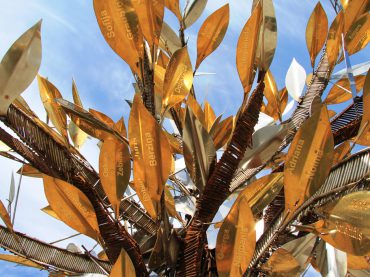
[178,75,266,276]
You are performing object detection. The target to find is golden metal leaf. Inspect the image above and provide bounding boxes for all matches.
[279,87,288,114]
[332,141,351,166]
[164,131,182,154]
[216,195,256,277]
[37,75,68,142]
[252,0,277,72]
[0,200,13,231]
[183,0,208,29]
[326,11,344,69]
[314,191,370,256]
[239,123,289,170]
[99,126,130,217]
[203,101,216,132]
[69,80,88,149]
[43,175,100,241]
[132,0,164,46]
[129,94,172,219]
[236,2,262,94]
[159,22,182,55]
[109,249,136,277]
[324,75,366,105]
[89,109,115,128]
[343,0,370,34]
[162,47,193,115]
[237,173,284,216]
[284,105,334,218]
[261,248,301,276]
[305,2,328,68]
[164,186,182,223]
[187,94,206,128]
[209,116,234,150]
[0,254,43,269]
[17,164,42,178]
[0,21,42,115]
[41,205,61,221]
[157,50,170,68]
[165,0,182,21]
[264,70,281,121]
[195,4,229,69]
[347,254,370,270]
[357,69,370,146]
[183,106,216,192]
[328,109,337,118]
[345,13,370,57]
[93,0,143,74]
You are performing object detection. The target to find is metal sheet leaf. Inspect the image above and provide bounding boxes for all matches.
[237,173,283,216]
[285,58,307,102]
[183,106,216,192]
[132,0,164,46]
[343,0,370,34]
[331,61,370,79]
[0,254,43,269]
[284,105,334,218]
[236,2,262,94]
[159,22,182,55]
[315,191,370,256]
[99,126,130,217]
[187,94,206,128]
[325,75,366,105]
[8,172,15,204]
[109,249,136,277]
[183,0,208,29]
[203,101,216,132]
[69,80,87,149]
[238,123,289,170]
[165,0,182,21]
[264,70,281,121]
[305,2,328,68]
[41,205,60,221]
[0,21,42,115]
[332,141,351,166]
[129,94,172,219]
[327,11,344,69]
[216,195,256,277]
[37,76,68,142]
[195,4,229,69]
[162,47,193,115]
[345,13,370,57]
[357,69,370,146]
[210,116,233,150]
[261,248,301,276]
[89,109,115,128]
[93,0,143,73]
[252,0,277,71]
[347,254,370,270]
[43,175,100,241]
[0,200,13,232]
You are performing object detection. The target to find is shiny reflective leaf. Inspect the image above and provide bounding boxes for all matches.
[216,194,256,277]
[164,186,182,222]
[343,0,370,34]
[187,94,206,128]
[285,58,307,102]
[165,0,182,21]
[236,2,262,94]
[195,4,229,69]
[41,205,60,221]
[331,61,370,79]
[284,105,334,218]
[89,109,115,128]
[237,173,283,215]
[8,172,15,204]
[38,75,68,142]
[209,115,233,150]
[183,106,216,192]
[305,2,328,68]
[99,123,130,217]
[43,175,100,241]
[203,101,216,132]
[252,0,277,71]
[264,70,281,121]
[325,75,366,105]
[93,0,143,73]
[327,11,344,69]
[0,254,43,269]
[109,249,136,277]
[345,13,370,57]
[183,0,208,29]
[332,141,351,166]
[261,248,301,276]
[357,69,370,146]
[129,94,172,219]
[239,123,289,170]
[159,22,182,55]
[315,191,370,256]
[162,47,193,115]
[347,254,370,270]
[0,21,41,115]
[0,200,13,231]
[132,0,164,46]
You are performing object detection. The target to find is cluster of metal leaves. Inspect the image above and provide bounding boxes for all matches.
[0,0,369,276]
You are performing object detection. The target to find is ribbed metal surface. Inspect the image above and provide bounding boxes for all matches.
[0,225,111,274]
[247,149,370,272]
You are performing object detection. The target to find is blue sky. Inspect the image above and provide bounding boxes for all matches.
[0,0,368,276]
